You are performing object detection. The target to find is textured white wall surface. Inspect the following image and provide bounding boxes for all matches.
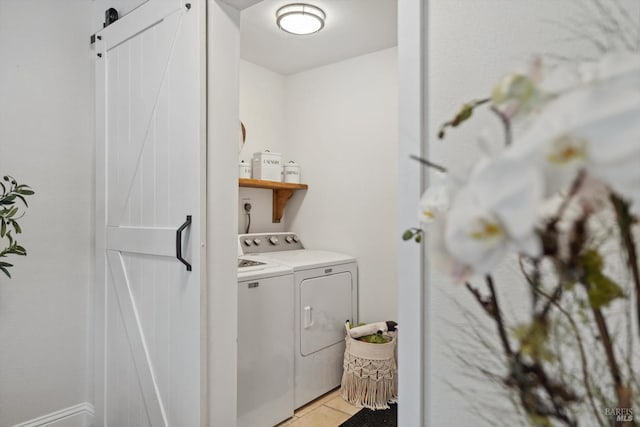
[238,48,399,322]
[0,0,93,425]
[284,48,399,323]
[426,0,639,425]
[238,59,288,234]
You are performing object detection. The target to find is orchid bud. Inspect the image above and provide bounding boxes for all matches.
[491,73,538,118]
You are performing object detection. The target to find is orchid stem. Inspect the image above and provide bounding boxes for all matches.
[533,284,606,427]
[409,155,448,173]
[489,105,512,146]
[485,275,513,357]
[611,195,640,341]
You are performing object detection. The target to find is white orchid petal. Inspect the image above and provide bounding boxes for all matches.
[418,171,451,225]
[515,233,542,258]
[581,110,640,163]
[444,155,542,275]
[470,157,543,239]
[585,51,640,82]
[429,52,640,280]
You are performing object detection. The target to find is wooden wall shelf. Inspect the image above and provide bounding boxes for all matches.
[238,178,308,223]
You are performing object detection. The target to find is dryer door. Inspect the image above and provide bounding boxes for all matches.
[300,271,353,356]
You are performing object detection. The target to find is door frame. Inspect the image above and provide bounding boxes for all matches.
[204,1,241,426]
[226,0,429,425]
[397,0,428,425]
[92,0,428,425]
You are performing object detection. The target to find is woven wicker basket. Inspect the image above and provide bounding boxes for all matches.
[340,324,398,410]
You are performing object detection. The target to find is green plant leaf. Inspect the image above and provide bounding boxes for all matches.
[528,414,553,427]
[0,176,34,279]
[7,206,18,218]
[0,195,16,205]
[402,229,414,241]
[15,194,28,207]
[581,250,625,309]
[511,320,555,362]
[0,265,11,278]
[587,274,625,309]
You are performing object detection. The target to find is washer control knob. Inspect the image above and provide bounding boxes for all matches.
[243,239,252,247]
[285,236,293,243]
[268,236,279,245]
[253,238,261,245]
[292,235,299,243]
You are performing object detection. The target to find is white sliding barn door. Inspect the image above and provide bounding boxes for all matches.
[94,1,206,426]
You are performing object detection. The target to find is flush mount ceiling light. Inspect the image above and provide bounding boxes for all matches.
[276,3,326,35]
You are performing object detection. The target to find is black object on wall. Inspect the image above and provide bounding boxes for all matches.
[104,8,119,27]
[90,7,119,45]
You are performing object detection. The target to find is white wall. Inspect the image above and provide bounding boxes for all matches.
[238,49,398,322]
[285,48,399,323]
[0,0,93,425]
[426,1,638,425]
[238,59,287,234]
[239,60,286,159]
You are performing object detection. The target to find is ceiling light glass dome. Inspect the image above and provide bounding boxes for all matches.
[276,4,326,35]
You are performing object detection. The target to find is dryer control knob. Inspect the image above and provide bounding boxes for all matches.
[285,236,293,243]
[253,238,261,245]
[268,236,279,245]
[292,235,299,243]
[243,239,252,247]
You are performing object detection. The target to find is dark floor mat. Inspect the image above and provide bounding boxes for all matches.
[339,404,397,427]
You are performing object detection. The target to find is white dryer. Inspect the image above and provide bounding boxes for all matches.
[239,233,358,408]
[237,258,294,427]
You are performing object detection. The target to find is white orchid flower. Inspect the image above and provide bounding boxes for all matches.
[491,56,574,120]
[490,53,634,121]
[444,156,543,275]
[429,217,473,284]
[418,172,451,224]
[508,52,640,204]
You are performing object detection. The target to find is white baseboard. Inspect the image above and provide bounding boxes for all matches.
[12,403,95,427]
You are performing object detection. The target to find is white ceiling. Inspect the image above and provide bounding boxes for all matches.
[240,0,398,75]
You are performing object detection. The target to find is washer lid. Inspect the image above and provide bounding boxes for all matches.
[248,250,356,271]
[237,257,292,280]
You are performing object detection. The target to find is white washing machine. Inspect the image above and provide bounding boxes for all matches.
[239,233,358,408]
[237,258,294,427]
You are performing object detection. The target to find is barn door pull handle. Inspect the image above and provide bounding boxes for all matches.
[176,215,192,271]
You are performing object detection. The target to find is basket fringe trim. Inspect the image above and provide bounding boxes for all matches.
[340,352,398,410]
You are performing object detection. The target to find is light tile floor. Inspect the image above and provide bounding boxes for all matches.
[276,388,361,427]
